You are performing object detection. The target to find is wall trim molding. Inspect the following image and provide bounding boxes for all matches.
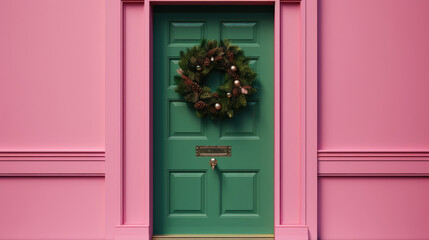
[318,151,429,161]
[0,173,105,177]
[319,173,429,177]
[0,151,106,176]
[318,151,429,176]
[0,160,105,176]
[317,150,429,158]
[0,151,105,161]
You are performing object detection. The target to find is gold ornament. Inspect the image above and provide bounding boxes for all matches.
[215,103,221,110]
[234,80,241,87]
[227,92,232,98]
[230,65,237,71]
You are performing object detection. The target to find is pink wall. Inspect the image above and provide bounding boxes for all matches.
[319,0,429,151]
[0,0,105,151]
[0,177,105,240]
[318,0,429,239]
[319,177,429,240]
[1,0,429,239]
[0,0,106,239]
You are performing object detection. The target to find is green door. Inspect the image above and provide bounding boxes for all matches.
[153,5,274,235]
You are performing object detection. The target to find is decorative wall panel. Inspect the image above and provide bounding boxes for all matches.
[0,177,105,240]
[0,0,105,151]
[318,0,429,151]
[319,177,429,240]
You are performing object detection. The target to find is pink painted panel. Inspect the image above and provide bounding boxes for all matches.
[105,0,123,236]
[319,177,429,240]
[318,0,429,151]
[123,2,148,225]
[304,0,319,238]
[0,177,105,240]
[0,0,105,151]
[280,2,302,225]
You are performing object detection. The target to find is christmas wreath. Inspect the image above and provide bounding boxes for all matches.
[175,39,257,119]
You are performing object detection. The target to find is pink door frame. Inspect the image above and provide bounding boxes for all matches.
[104,0,318,240]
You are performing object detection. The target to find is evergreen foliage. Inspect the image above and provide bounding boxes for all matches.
[174,39,258,119]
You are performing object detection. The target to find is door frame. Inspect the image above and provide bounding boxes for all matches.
[105,0,318,240]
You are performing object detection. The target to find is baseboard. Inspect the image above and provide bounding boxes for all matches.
[115,225,151,240]
[274,226,308,240]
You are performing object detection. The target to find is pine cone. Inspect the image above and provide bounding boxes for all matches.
[191,82,202,94]
[190,57,197,65]
[183,79,193,87]
[228,70,239,79]
[226,51,234,62]
[207,48,218,57]
[232,87,240,97]
[194,100,207,110]
[204,57,210,67]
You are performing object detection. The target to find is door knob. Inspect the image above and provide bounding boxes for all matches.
[209,158,217,170]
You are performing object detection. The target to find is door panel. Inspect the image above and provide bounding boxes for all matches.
[153,5,274,234]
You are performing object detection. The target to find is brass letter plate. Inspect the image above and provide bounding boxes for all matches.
[195,146,231,157]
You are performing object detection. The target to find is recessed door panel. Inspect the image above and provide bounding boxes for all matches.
[221,172,258,215]
[169,171,206,215]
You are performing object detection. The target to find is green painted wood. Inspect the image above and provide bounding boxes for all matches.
[153,5,274,235]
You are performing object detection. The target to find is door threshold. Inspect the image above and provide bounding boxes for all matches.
[152,234,274,240]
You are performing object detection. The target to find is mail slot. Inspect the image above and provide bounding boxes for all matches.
[195,146,231,157]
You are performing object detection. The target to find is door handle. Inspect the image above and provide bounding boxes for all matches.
[209,158,217,170]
